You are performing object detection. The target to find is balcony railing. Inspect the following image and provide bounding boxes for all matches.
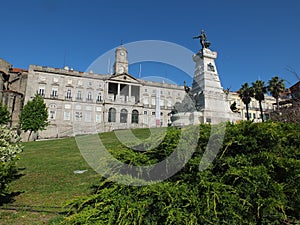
[50,94,58,99]
[65,96,72,101]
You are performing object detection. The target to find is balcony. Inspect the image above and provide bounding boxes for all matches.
[50,94,58,99]
[65,96,72,101]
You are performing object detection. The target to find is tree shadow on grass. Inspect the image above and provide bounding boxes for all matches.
[0,191,23,206]
[0,168,25,206]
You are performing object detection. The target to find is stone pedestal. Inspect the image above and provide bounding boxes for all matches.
[190,48,240,124]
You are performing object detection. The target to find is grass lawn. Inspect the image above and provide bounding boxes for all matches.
[0,128,152,225]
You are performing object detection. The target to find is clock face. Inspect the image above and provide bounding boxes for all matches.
[120,52,125,56]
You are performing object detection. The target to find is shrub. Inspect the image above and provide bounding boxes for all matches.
[0,126,23,199]
[62,122,300,224]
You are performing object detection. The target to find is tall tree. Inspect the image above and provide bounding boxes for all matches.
[238,83,254,121]
[19,94,49,141]
[0,103,10,125]
[268,76,286,110]
[252,80,267,122]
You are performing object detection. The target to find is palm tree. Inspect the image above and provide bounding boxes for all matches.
[238,83,254,121]
[268,76,285,110]
[252,80,267,122]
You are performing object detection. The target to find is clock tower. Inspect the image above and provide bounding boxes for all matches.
[113,45,128,75]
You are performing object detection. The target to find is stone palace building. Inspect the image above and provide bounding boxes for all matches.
[1,44,280,140]
[1,46,187,139]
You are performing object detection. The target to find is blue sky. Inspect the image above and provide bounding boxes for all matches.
[1,0,299,91]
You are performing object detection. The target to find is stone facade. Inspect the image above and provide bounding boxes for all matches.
[23,46,185,138]
[227,91,276,122]
[0,58,28,127]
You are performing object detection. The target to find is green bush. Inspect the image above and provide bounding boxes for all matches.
[63,122,300,224]
[0,126,23,199]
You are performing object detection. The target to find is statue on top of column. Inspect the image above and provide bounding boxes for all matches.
[193,30,211,49]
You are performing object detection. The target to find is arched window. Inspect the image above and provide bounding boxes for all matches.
[120,109,128,123]
[108,108,116,122]
[131,110,139,124]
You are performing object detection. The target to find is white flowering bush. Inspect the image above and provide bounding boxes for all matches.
[0,125,23,197]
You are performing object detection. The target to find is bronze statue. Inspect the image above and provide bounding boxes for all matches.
[193,30,210,49]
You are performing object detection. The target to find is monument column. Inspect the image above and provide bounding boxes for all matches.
[191,30,240,124]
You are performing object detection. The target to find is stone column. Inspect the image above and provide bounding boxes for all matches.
[128,85,132,102]
[117,83,120,101]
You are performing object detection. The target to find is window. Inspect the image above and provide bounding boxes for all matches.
[120,109,128,123]
[49,110,56,119]
[85,112,92,122]
[64,104,71,109]
[145,89,148,93]
[64,111,71,120]
[151,98,156,105]
[76,90,82,100]
[152,112,155,116]
[66,89,72,99]
[87,92,92,101]
[167,99,172,107]
[75,112,83,121]
[39,87,45,96]
[97,93,102,102]
[51,87,58,97]
[144,111,147,115]
[108,108,116,122]
[132,110,139,124]
[245,113,252,119]
[160,99,164,106]
[143,97,149,105]
[253,113,256,119]
[96,114,101,122]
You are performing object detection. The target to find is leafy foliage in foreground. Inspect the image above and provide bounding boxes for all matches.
[63,122,300,225]
[0,126,23,199]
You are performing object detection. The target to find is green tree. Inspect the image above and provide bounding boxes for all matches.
[0,103,10,125]
[252,80,267,122]
[19,94,49,141]
[238,83,254,121]
[268,76,286,110]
